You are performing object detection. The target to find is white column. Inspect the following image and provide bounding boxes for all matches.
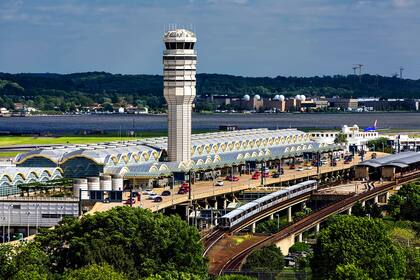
[298,233,303,242]
[251,223,256,233]
[287,207,292,222]
[315,223,320,233]
[347,207,352,215]
[270,214,274,220]
[374,195,379,204]
[361,200,366,207]
[214,200,218,209]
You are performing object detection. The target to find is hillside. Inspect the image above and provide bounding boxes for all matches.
[0,72,419,112]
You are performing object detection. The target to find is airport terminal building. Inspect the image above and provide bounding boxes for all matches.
[15,128,343,190]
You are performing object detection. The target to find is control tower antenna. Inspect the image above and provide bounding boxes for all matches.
[400,66,404,79]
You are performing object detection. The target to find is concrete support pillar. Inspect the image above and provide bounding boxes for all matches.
[298,233,303,243]
[385,192,390,203]
[251,223,256,233]
[361,200,366,207]
[315,223,320,234]
[287,207,292,222]
[374,195,379,204]
[347,207,352,215]
[214,200,218,209]
[270,214,274,220]
[185,206,190,224]
[222,198,227,209]
[204,200,209,209]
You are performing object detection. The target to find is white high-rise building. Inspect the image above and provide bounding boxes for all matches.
[163,28,197,163]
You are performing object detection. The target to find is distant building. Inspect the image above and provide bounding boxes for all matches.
[310,124,379,151]
[358,99,419,111]
[328,98,358,110]
[202,95,231,106]
[231,95,264,111]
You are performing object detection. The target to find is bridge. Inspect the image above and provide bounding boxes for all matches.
[205,169,420,275]
[87,152,379,216]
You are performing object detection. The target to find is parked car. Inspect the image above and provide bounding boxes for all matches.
[371,153,377,159]
[148,194,158,200]
[305,166,313,170]
[289,164,296,169]
[272,172,280,178]
[297,167,304,171]
[178,188,188,194]
[161,190,171,196]
[215,180,224,186]
[181,182,190,188]
[262,172,270,178]
[251,173,260,180]
[225,176,239,181]
[153,196,163,203]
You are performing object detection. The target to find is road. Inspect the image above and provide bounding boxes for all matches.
[88,151,384,214]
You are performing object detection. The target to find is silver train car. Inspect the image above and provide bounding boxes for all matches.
[218,180,318,229]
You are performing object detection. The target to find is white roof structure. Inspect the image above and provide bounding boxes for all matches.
[15,129,343,178]
[358,152,420,168]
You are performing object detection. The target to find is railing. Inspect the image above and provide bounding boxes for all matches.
[0,196,78,202]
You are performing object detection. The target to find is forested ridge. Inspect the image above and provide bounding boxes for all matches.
[0,72,419,111]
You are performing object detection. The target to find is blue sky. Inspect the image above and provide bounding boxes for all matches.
[0,0,419,78]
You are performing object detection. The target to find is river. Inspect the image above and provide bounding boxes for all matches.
[0,112,419,134]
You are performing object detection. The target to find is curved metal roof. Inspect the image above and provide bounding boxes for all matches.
[358,152,420,168]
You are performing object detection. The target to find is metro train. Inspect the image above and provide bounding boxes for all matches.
[218,180,318,229]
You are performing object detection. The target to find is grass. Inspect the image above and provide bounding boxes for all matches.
[0,136,139,147]
[232,234,252,245]
[0,151,21,157]
[0,129,212,147]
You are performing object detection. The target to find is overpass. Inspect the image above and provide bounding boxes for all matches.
[87,152,380,215]
[209,170,420,275]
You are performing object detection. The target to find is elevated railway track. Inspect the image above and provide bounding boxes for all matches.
[211,170,420,275]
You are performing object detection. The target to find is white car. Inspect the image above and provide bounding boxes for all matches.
[148,193,158,200]
[297,167,304,171]
[215,180,224,186]
[305,166,313,170]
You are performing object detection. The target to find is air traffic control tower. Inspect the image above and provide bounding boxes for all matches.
[163,28,197,162]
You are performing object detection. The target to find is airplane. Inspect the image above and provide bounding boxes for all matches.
[364,120,377,132]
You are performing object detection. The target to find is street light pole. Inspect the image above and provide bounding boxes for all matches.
[26,211,30,238]
[8,204,13,242]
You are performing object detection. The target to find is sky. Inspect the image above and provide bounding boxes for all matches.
[0,0,419,78]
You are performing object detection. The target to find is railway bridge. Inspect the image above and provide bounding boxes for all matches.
[205,169,420,275]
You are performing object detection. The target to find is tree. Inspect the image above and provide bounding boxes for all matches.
[0,242,51,280]
[64,263,127,280]
[242,245,284,272]
[217,275,256,280]
[388,183,420,221]
[144,271,205,280]
[289,242,310,253]
[311,215,406,280]
[35,207,207,279]
[334,133,347,144]
[335,263,371,280]
[255,218,288,234]
[351,201,366,217]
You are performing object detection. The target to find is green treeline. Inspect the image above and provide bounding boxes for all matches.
[0,72,420,112]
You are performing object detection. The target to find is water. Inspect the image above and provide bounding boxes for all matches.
[0,112,419,134]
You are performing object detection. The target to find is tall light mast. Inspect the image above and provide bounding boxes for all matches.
[163,28,197,163]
